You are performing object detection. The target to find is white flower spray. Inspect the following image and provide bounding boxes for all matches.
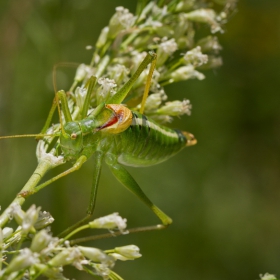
[0,0,237,279]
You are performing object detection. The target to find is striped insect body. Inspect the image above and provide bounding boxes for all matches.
[0,52,196,230]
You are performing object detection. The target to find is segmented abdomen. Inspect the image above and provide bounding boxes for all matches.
[114,112,187,167]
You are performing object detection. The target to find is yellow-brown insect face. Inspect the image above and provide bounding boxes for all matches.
[95,104,133,134]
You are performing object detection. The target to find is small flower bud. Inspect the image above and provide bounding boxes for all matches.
[96,77,117,103]
[151,114,173,124]
[157,99,192,117]
[175,0,195,12]
[34,211,54,230]
[109,253,128,261]
[6,203,25,225]
[114,245,142,260]
[33,263,64,279]
[169,65,205,83]
[260,273,277,280]
[199,56,223,69]
[108,7,135,39]
[108,64,129,85]
[184,9,222,33]
[22,205,40,234]
[184,46,208,67]
[75,86,87,111]
[2,227,13,239]
[74,64,88,82]
[78,246,114,266]
[5,248,39,274]
[0,228,2,249]
[196,36,222,53]
[30,229,52,253]
[157,38,178,67]
[93,263,111,279]
[144,91,167,112]
[48,248,83,267]
[89,213,127,233]
[96,26,109,49]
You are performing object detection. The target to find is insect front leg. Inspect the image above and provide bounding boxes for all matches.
[25,155,88,196]
[105,153,172,227]
[58,151,104,237]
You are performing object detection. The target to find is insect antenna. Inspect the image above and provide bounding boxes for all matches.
[0,133,57,140]
[39,62,80,138]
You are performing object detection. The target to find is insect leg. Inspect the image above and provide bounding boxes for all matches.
[107,51,157,105]
[139,53,157,114]
[23,155,87,196]
[39,62,79,136]
[80,76,97,119]
[106,156,172,226]
[58,151,104,237]
[86,150,104,216]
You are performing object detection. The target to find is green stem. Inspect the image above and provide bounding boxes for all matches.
[70,224,166,245]
[62,224,90,242]
[0,158,53,228]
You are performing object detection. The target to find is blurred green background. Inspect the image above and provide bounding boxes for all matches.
[0,0,280,279]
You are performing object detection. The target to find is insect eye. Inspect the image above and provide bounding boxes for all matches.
[71,133,77,139]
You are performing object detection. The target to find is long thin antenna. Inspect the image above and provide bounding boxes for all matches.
[0,134,57,140]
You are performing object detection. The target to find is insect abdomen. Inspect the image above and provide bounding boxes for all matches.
[115,112,188,167]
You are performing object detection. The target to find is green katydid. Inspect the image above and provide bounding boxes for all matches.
[0,51,196,232]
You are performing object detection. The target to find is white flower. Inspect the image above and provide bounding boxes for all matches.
[114,245,142,260]
[97,77,117,102]
[184,9,223,33]
[5,248,39,274]
[92,263,111,279]
[197,36,222,53]
[22,205,41,234]
[157,99,192,116]
[0,228,2,248]
[2,227,13,239]
[144,90,167,112]
[78,246,114,267]
[75,86,87,111]
[34,210,54,230]
[115,7,135,28]
[159,38,178,55]
[108,64,129,84]
[6,203,25,225]
[30,229,52,253]
[175,0,195,12]
[96,26,109,49]
[89,213,127,233]
[202,56,223,69]
[151,114,173,124]
[260,273,278,280]
[108,7,135,38]
[48,247,83,269]
[74,64,93,82]
[157,38,178,67]
[184,46,208,67]
[169,65,205,82]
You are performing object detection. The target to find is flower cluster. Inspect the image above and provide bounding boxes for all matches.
[1,0,236,279]
[260,273,279,280]
[60,0,237,126]
[0,204,139,279]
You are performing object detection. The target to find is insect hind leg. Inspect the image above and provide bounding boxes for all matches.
[106,154,172,227]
